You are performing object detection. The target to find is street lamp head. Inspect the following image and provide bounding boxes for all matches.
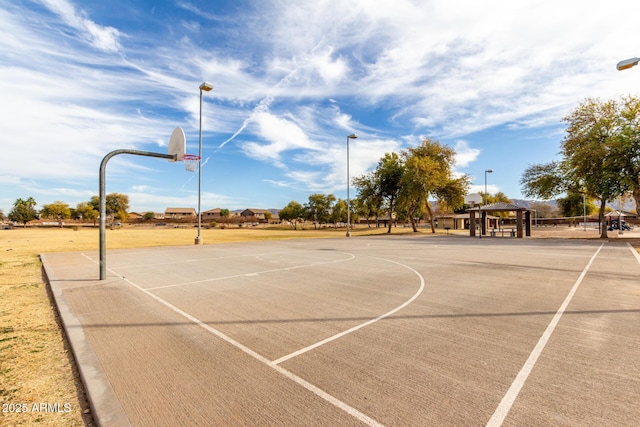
[347,134,358,139]
[485,169,493,173]
[617,57,639,71]
[199,81,214,91]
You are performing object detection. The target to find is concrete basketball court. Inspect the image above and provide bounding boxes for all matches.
[41,235,640,426]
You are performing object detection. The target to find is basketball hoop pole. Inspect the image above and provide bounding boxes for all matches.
[99,149,176,280]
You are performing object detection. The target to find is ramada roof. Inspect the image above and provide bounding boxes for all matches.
[469,202,528,212]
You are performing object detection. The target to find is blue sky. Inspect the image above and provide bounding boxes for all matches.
[1,0,639,214]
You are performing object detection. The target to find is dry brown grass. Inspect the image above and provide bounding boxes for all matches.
[0,225,410,426]
[0,224,637,426]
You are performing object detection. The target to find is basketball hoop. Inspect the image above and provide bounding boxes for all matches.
[182,154,200,172]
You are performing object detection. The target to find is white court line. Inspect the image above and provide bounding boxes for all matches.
[146,252,355,290]
[486,242,605,427]
[110,268,385,427]
[628,242,640,265]
[115,253,257,269]
[273,256,425,365]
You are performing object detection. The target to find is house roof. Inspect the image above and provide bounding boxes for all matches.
[242,208,270,214]
[165,207,196,214]
[469,202,528,212]
[605,210,637,218]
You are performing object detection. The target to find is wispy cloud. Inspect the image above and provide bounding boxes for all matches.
[2,0,639,212]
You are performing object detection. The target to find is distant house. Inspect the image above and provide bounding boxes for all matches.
[128,212,143,220]
[240,208,270,220]
[202,208,222,219]
[165,207,196,219]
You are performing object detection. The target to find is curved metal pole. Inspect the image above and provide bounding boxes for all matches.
[196,88,203,244]
[100,149,175,280]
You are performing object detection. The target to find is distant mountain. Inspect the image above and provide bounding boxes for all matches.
[510,199,557,209]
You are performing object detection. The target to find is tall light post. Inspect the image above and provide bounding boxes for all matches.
[484,169,493,205]
[346,134,358,237]
[582,191,587,232]
[617,57,640,71]
[196,81,213,245]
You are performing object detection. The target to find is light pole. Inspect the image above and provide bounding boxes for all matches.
[617,57,640,71]
[346,133,358,237]
[582,191,587,231]
[484,169,493,204]
[196,81,213,245]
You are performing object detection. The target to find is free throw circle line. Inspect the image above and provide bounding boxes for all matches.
[146,251,355,291]
[119,273,385,427]
[273,255,425,365]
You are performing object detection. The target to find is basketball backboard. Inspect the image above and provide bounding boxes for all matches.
[464,193,482,205]
[167,127,186,162]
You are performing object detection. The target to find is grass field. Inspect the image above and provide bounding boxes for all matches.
[0,225,411,426]
[1,225,638,426]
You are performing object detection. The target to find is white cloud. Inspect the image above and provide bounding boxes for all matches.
[3,0,640,212]
[40,0,123,53]
[240,112,316,166]
[453,140,480,168]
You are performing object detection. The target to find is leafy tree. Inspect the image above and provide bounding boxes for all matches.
[528,201,556,219]
[304,193,336,229]
[90,193,130,222]
[329,198,348,227]
[279,201,304,230]
[352,174,383,228]
[556,191,597,218]
[397,139,470,232]
[521,97,630,238]
[519,162,566,199]
[76,202,99,224]
[143,211,155,220]
[8,197,38,225]
[220,208,230,217]
[0,209,5,222]
[376,153,404,234]
[40,201,71,220]
[617,95,640,213]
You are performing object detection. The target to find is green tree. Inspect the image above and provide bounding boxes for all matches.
[76,202,99,224]
[40,201,71,220]
[377,153,404,234]
[397,139,470,232]
[304,193,336,229]
[329,198,348,227]
[617,95,640,213]
[279,201,304,230]
[556,191,597,218]
[220,208,230,217]
[8,197,38,225]
[353,174,383,228]
[521,97,630,238]
[528,201,556,219]
[90,193,130,223]
[143,211,155,220]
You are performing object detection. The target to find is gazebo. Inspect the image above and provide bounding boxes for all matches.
[468,202,531,238]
